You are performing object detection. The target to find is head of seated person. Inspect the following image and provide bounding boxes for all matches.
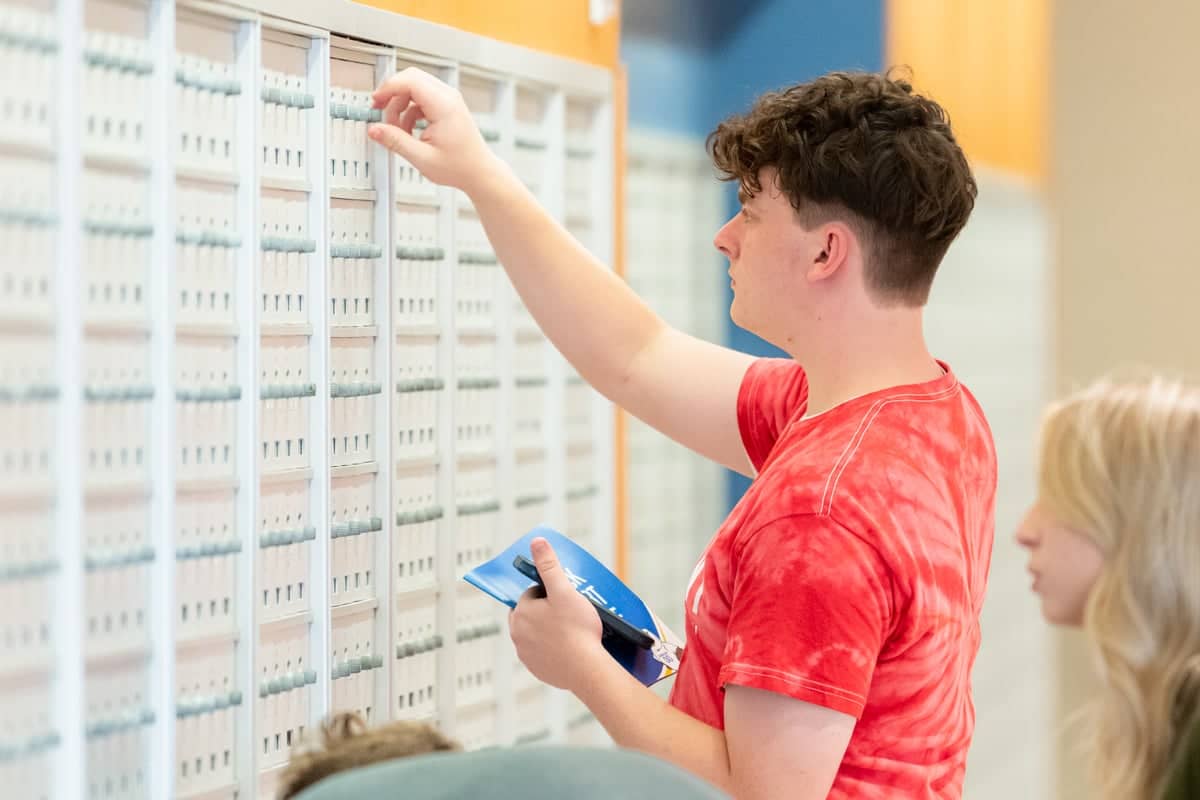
[279,712,460,799]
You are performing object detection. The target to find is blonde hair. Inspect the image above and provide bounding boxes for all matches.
[1037,376,1200,800]
[278,712,460,799]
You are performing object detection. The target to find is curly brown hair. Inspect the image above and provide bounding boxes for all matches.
[708,70,977,306]
[278,712,460,798]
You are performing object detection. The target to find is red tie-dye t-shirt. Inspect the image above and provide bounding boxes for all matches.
[669,358,996,799]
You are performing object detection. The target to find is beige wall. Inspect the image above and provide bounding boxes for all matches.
[1051,1,1200,797]
[1051,0,1200,387]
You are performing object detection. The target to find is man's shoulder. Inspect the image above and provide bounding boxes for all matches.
[744,375,995,528]
[754,400,945,506]
[824,382,996,496]
[748,411,984,538]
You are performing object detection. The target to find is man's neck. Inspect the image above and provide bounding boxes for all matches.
[787,310,943,418]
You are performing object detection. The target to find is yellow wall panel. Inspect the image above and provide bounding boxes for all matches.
[353,0,621,68]
[887,0,1046,179]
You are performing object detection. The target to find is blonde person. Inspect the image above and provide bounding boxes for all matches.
[1016,376,1200,800]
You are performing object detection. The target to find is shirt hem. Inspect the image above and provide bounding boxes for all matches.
[719,663,866,719]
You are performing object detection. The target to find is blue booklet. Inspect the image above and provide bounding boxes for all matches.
[463,526,683,686]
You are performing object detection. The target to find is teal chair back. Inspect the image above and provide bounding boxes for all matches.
[294,745,729,800]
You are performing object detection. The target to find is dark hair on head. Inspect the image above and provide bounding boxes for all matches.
[707,69,977,306]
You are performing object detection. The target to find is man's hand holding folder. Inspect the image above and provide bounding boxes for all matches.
[508,537,608,692]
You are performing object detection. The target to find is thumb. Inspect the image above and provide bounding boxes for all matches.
[368,122,433,165]
[530,538,573,598]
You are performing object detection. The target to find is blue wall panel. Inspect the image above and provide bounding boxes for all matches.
[713,0,885,119]
[622,35,715,138]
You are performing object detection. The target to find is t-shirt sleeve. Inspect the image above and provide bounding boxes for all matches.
[717,514,893,719]
[736,358,809,472]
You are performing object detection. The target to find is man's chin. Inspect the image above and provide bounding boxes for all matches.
[729,303,783,352]
[729,299,751,332]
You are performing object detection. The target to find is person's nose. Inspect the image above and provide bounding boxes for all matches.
[713,215,739,260]
[1014,513,1040,549]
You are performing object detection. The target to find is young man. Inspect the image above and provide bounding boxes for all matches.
[368,70,996,799]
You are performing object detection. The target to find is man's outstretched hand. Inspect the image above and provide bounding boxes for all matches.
[508,537,607,692]
[368,66,504,194]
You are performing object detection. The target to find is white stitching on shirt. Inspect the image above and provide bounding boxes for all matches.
[721,662,866,704]
[818,385,961,517]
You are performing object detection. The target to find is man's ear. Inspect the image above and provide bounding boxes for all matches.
[806,222,854,283]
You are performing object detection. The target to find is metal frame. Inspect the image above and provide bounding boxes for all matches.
[52,0,85,794]
[368,43,396,731]
[233,11,263,800]
[32,0,617,793]
[148,0,179,796]
[302,19,333,736]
